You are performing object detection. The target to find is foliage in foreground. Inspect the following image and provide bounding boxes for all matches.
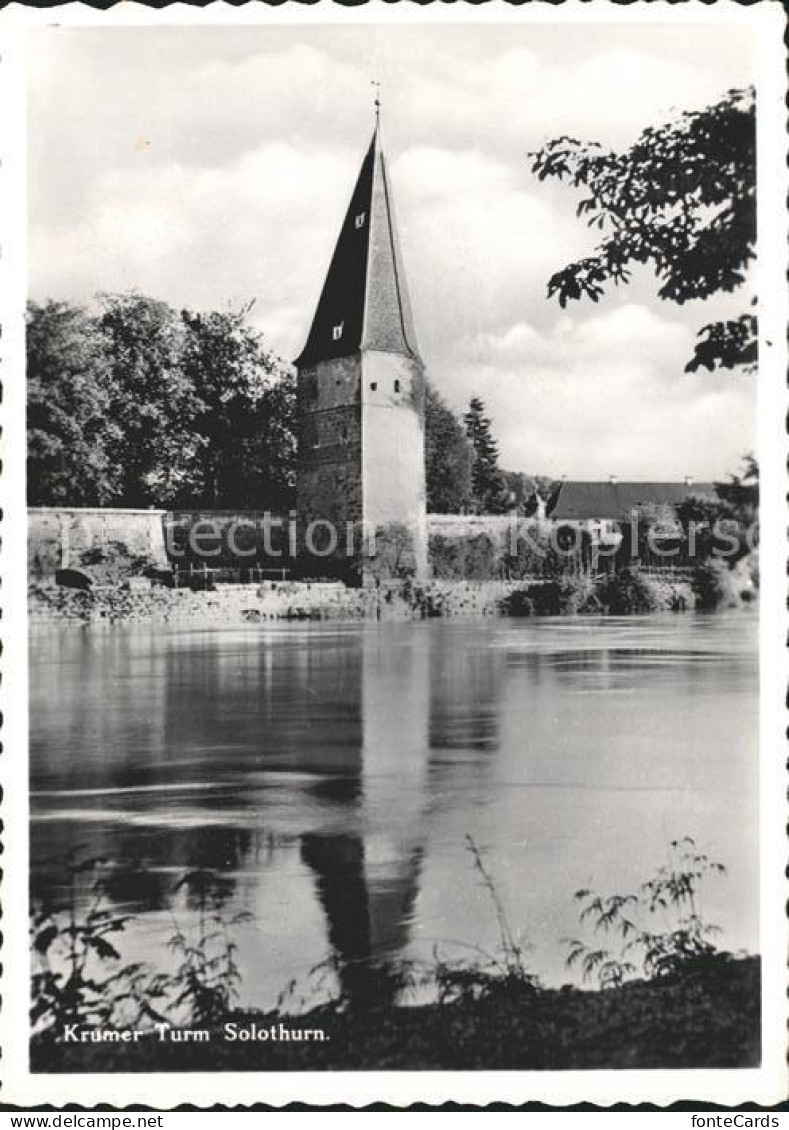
[30,837,758,1072]
[564,838,730,989]
[32,858,249,1036]
[32,836,739,1035]
[529,87,756,373]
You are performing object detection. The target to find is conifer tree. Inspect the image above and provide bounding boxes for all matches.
[424,383,473,513]
[463,397,510,514]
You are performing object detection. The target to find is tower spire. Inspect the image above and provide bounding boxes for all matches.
[294,117,421,367]
[372,79,381,128]
[294,109,428,582]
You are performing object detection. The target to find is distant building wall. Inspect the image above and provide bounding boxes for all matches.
[28,508,169,578]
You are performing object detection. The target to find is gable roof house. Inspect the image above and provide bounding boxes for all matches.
[548,479,717,543]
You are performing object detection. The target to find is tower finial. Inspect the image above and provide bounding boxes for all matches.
[371,79,381,126]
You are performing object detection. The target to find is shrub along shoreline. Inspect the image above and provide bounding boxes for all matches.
[28,553,757,628]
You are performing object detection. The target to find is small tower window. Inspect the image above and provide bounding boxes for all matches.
[394,379,401,393]
[332,323,344,341]
[370,382,377,392]
[355,212,366,229]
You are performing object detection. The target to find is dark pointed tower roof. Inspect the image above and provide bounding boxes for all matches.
[295,125,421,367]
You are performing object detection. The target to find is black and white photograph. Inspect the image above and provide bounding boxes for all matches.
[1,1,786,1109]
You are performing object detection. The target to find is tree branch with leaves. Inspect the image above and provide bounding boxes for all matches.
[529,87,756,373]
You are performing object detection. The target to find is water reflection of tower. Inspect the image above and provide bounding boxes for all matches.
[301,625,430,1007]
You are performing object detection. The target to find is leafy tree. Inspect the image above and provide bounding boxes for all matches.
[365,522,418,581]
[529,87,756,373]
[97,293,194,506]
[27,301,121,506]
[178,305,296,509]
[463,397,510,513]
[714,452,759,527]
[27,293,298,510]
[675,493,747,565]
[502,471,530,511]
[232,368,298,511]
[424,383,473,513]
[504,471,558,515]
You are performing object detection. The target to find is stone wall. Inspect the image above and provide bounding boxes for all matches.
[428,513,520,552]
[29,507,540,583]
[164,510,290,565]
[297,354,363,571]
[29,577,535,627]
[28,508,169,579]
[427,515,552,581]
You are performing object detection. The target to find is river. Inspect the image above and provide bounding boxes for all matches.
[29,610,759,1010]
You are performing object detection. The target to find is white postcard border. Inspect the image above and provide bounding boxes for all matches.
[1,0,786,1108]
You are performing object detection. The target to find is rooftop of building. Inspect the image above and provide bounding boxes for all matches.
[548,480,718,521]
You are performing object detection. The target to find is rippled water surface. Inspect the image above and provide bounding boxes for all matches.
[30,611,759,1006]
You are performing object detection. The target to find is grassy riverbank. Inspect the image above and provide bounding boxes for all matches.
[31,955,760,1073]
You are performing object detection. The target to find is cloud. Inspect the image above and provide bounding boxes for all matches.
[27,23,757,477]
[431,305,756,480]
[31,141,357,356]
[393,145,593,352]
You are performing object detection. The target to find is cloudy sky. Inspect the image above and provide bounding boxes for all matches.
[27,21,756,479]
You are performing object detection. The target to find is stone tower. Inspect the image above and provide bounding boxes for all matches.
[294,122,427,583]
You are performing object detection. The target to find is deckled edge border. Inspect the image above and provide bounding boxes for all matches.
[0,0,787,1112]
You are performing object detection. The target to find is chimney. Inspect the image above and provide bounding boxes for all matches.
[609,475,618,486]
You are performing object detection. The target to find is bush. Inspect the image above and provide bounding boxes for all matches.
[508,528,566,579]
[498,588,536,617]
[428,534,464,580]
[598,570,673,614]
[499,575,600,617]
[465,534,500,580]
[527,581,562,615]
[667,582,695,611]
[565,837,729,988]
[692,558,741,610]
[365,522,417,581]
[408,584,448,618]
[558,574,599,614]
[429,533,501,581]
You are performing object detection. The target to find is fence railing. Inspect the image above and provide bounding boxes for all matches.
[172,564,292,589]
[169,560,697,590]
